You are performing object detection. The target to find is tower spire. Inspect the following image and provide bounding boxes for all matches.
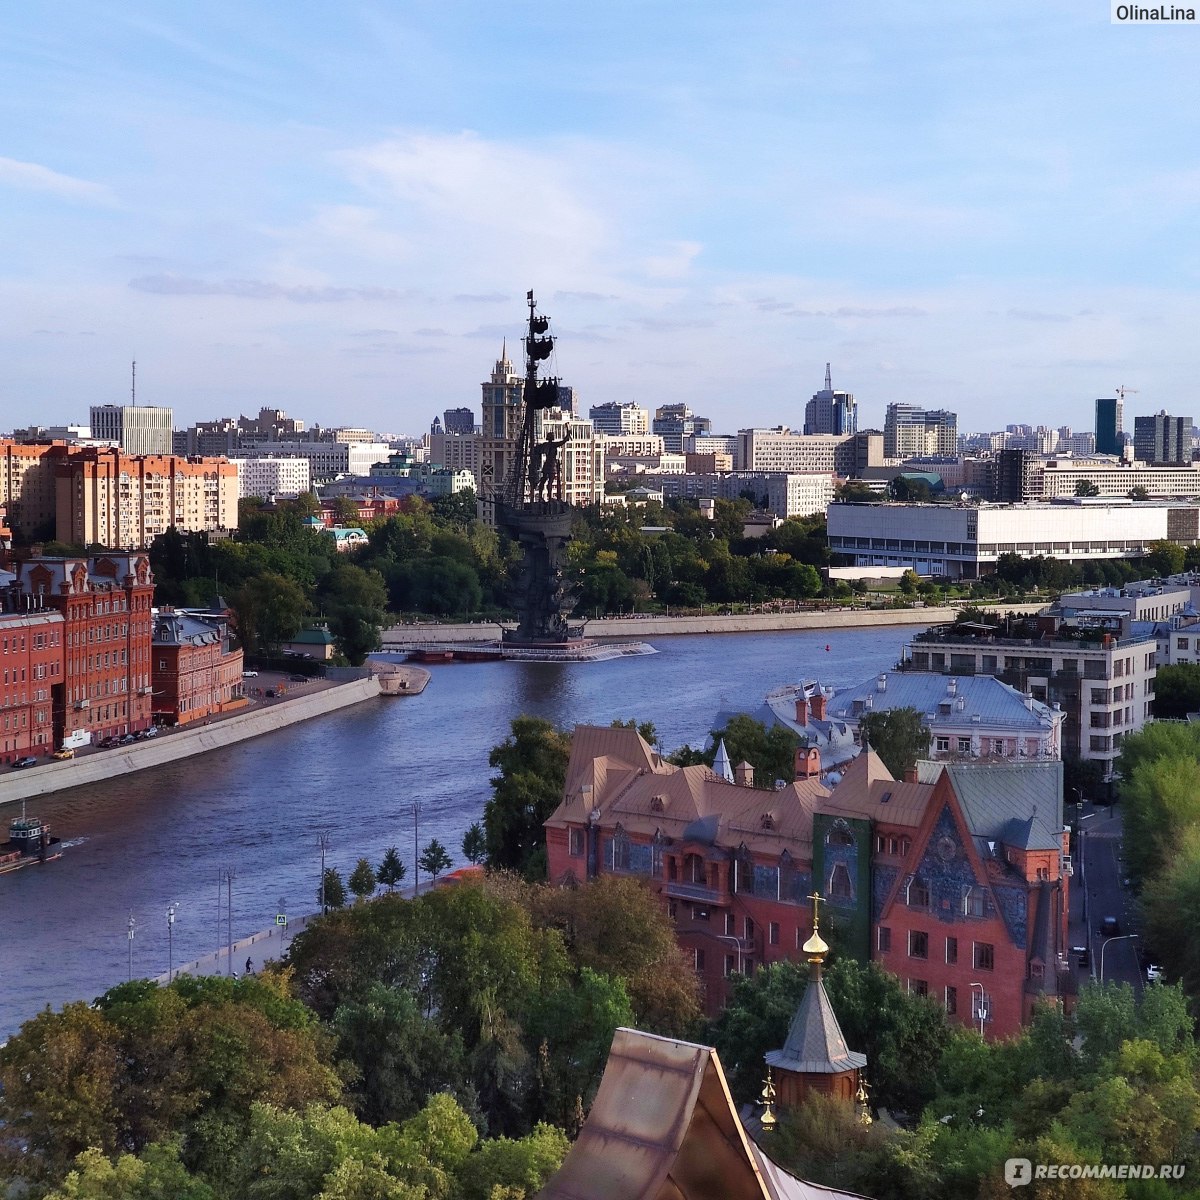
[824,362,832,392]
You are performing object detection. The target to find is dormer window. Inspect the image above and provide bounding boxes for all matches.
[760,812,776,830]
[906,876,930,909]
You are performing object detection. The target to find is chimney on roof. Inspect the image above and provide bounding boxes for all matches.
[947,677,957,696]
[795,745,821,779]
[877,673,887,692]
[735,761,755,787]
[811,690,827,721]
[903,766,918,783]
[795,695,809,726]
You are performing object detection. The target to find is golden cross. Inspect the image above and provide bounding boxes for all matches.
[808,891,824,930]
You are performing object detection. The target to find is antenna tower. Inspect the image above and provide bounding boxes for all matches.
[825,362,832,392]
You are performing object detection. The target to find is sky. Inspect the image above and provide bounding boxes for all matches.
[2,2,1199,438]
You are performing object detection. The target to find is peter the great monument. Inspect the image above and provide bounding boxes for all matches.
[411,291,652,663]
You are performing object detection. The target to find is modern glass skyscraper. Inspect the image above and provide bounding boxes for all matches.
[1094,397,1123,456]
[803,364,857,436]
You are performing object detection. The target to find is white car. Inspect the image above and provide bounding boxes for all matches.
[242,670,259,678]
[1146,964,1163,983]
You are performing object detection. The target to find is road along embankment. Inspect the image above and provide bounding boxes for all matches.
[0,676,385,810]
[381,602,1047,646]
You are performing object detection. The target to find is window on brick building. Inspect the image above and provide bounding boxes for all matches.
[946,936,958,964]
[945,985,957,1015]
[907,876,930,909]
[973,942,995,970]
[878,926,891,952]
[744,917,755,941]
[694,948,705,971]
[725,912,735,936]
[909,978,928,997]
[724,955,736,978]
[769,922,780,945]
[568,828,584,857]
[909,930,928,959]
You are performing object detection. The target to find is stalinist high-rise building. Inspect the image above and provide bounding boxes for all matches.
[429,344,603,520]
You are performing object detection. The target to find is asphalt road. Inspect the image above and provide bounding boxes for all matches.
[1074,806,1144,992]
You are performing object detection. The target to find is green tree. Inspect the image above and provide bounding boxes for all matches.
[330,496,363,526]
[835,481,876,503]
[419,839,452,881]
[858,707,931,778]
[321,867,348,911]
[1120,751,1200,884]
[453,1123,569,1200]
[320,563,388,665]
[333,983,471,1126]
[349,857,378,903]
[1151,662,1200,719]
[1128,485,1150,501]
[483,716,572,878]
[230,571,311,655]
[1074,479,1100,497]
[899,568,919,595]
[377,846,406,890]
[1143,829,1200,996]
[461,823,486,865]
[1145,538,1186,577]
[44,1140,214,1200]
[706,713,800,786]
[890,475,933,502]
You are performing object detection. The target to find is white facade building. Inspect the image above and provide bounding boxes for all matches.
[661,471,835,518]
[230,456,312,499]
[89,405,174,455]
[233,441,391,481]
[827,500,1200,579]
[589,402,649,436]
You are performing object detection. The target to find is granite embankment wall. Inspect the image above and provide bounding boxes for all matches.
[381,602,1047,645]
[0,677,382,810]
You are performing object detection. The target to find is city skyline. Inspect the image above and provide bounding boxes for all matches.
[2,4,1199,434]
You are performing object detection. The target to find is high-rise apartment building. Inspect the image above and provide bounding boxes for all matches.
[55,449,239,548]
[89,405,173,456]
[652,404,711,453]
[443,407,476,435]
[1095,397,1123,456]
[883,405,958,458]
[1133,411,1193,466]
[229,456,312,499]
[802,364,857,436]
[589,402,650,436]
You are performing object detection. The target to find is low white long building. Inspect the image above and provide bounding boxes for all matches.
[229,455,312,499]
[828,499,1200,579]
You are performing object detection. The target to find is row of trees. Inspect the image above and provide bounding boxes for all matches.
[318,841,456,909]
[1117,721,1200,998]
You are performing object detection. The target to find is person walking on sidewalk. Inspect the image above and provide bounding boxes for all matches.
[245,957,253,974]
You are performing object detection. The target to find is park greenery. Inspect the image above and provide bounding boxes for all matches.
[0,872,698,1199]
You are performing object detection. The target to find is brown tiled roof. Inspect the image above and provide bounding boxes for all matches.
[818,749,930,828]
[548,726,828,856]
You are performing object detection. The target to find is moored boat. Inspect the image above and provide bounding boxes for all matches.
[0,804,62,874]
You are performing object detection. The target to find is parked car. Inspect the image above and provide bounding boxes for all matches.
[288,674,309,683]
[11,756,38,769]
[119,733,136,745]
[242,670,259,678]
[1146,963,1163,983]
[51,748,74,760]
[264,688,278,698]
[1100,916,1121,937]
[142,726,159,739]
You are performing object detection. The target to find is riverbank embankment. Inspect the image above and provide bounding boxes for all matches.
[0,675,390,810]
[381,602,1047,646]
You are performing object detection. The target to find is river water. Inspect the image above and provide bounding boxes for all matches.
[0,625,922,1035]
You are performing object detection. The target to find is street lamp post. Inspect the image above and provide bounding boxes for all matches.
[1100,933,1138,982]
[715,933,744,977]
[127,912,136,982]
[970,982,988,1038]
[222,868,236,976]
[318,831,331,913]
[412,802,421,896]
[166,903,176,983]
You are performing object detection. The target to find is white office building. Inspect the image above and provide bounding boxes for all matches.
[89,405,174,455]
[229,456,312,499]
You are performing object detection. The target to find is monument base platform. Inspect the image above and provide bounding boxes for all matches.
[405,640,657,664]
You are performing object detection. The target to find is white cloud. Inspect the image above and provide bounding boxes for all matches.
[0,157,116,205]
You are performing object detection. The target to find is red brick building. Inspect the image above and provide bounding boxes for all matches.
[152,607,245,726]
[0,579,64,763]
[8,553,155,746]
[545,726,1072,1039]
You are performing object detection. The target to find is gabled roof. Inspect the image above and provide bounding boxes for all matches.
[548,726,828,859]
[943,761,1063,849]
[537,1028,872,1200]
[765,972,867,1076]
[819,749,930,828]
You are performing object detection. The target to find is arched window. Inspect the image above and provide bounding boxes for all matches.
[829,862,854,902]
[826,822,855,848]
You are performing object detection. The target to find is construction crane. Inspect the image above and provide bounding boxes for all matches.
[1115,385,1139,403]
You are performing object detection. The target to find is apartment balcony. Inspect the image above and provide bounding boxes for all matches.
[663,880,725,905]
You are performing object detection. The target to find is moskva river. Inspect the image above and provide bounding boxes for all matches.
[0,625,922,1034]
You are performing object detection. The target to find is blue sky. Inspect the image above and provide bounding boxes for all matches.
[2,1,1199,436]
